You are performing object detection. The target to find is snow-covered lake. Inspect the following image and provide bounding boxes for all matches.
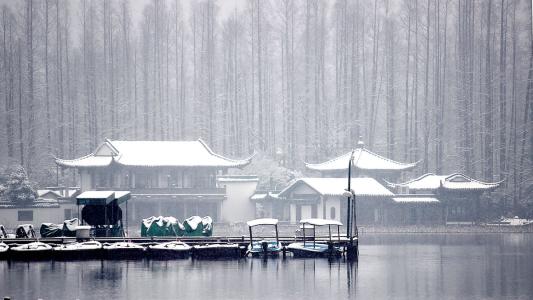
[1,233,532,299]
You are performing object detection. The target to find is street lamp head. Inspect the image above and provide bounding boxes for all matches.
[342,189,354,198]
[357,137,365,148]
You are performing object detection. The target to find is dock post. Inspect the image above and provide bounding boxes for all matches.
[261,241,268,258]
[282,246,286,258]
[327,241,334,257]
[346,237,358,261]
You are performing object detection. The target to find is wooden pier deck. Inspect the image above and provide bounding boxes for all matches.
[1,235,354,247]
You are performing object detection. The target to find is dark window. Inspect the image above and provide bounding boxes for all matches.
[18,210,33,221]
[330,207,336,219]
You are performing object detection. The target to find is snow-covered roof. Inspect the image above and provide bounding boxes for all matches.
[278,177,394,198]
[217,175,259,182]
[56,139,252,169]
[250,192,280,201]
[0,198,60,208]
[300,218,343,226]
[392,196,440,204]
[247,218,279,227]
[37,190,62,198]
[77,191,115,200]
[305,147,418,172]
[250,193,268,201]
[389,173,502,191]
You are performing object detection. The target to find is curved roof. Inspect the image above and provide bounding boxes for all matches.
[56,139,253,169]
[305,148,418,172]
[389,173,502,191]
[278,177,394,198]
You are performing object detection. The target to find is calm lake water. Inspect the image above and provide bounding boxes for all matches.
[1,233,532,300]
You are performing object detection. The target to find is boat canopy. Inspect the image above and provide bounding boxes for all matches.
[76,191,131,205]
[247,218,279,227]
[300,218,343,226]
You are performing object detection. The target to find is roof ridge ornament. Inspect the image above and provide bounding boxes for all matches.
[356,137,365,149]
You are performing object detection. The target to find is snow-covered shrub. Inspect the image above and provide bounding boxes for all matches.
[4,166,38,205]
[231,152,301,190]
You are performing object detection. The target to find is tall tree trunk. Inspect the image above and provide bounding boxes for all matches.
[423,0,430,173]
[484,0,494,181]
[25,0,35,172]
[498,0,508,182]
[45,0,52,153]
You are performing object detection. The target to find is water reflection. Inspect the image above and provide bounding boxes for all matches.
[1,234,532,299]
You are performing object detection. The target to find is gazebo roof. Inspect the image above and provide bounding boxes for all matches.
[76,191,131,205]
[56,139,253,169]
[391,195,440,204]
[388,173,502,192]
[305,145,418,172]
[278,177,394,198]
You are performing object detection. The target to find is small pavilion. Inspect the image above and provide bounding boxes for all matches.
[76,191,131,237]
[388,173,502,223]
[305,141,419,181]
[275,177,394,225]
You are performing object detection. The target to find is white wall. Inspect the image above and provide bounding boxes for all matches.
[0,204,78,230]
[325,197,341,221]
[80,169,92,191]
[301,205,312,219]
[290,204,297,223]
[218,180,258,223]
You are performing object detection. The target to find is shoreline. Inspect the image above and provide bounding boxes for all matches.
[357,225,533,234]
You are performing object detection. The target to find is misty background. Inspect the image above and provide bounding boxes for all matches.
[0,0,531,215]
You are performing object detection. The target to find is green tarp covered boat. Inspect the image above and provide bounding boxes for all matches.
[62,218,78,237]
[141,216,213,237]
[141,216,183,237]
[39,218,79,238]
[40,223,63,237]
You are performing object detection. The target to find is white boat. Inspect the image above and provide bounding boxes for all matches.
[246,218,282,257]
[10,242,53,260]
[487,216,533,226]
[148,241,191,259]
[53,241,103,259]
[192,243,243,258]
[0,242,9,259]
[103,242,145,259]
[287,219,343,258]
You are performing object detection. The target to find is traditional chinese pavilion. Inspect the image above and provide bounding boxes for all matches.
[55,139,253,223]
[388,173,502,223]
[305,141,419,181]
[275,177,394,224]
[254,141,431,225]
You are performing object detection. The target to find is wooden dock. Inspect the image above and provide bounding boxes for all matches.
[1,235,352,247]
[0,235,358,260]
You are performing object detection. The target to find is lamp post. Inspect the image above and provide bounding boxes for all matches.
[343,152,357,260]
[343,142,364,239]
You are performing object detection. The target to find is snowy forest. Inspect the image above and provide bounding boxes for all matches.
[0,0,532,213]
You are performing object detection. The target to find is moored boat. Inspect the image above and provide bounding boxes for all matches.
[192,243,243,259]
[287,219,343,258]
[147,241,191,259]
[10,242,53,260]
[103,242,145,259]
[246,218,282,257]
[0,242,9,260]
[53,241,103,260]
